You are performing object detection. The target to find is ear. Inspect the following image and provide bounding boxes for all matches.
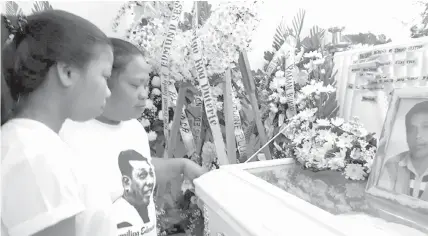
[122,175,131,188]
[55,62,79,87]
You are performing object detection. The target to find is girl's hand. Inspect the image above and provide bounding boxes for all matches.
[181,158,208,182]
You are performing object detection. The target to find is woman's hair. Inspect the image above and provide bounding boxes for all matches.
[109,37,144,76]
[1,10,111,125]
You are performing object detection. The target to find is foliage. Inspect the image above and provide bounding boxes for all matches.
[411,1,428,38]
[5,1,23,16]
[31,1,53,13]
[5,1,53,15]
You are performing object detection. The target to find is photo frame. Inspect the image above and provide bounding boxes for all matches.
[366,87,428,213]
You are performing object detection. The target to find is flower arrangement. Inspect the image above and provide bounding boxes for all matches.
[197,1,262,75]
[261,49,377,180]
[262,49,338,134]
[279,108,377,181]
[121,1,261,83]
[138,74,164,138]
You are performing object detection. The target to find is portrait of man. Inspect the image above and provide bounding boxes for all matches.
[377,100,428,201]
[113,149,156,233]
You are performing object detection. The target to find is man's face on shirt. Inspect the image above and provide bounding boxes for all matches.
[128,160,155,206]
[407,112,428,160]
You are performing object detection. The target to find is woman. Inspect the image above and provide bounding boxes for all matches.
[1,11,116,236]
[60,38,206,235]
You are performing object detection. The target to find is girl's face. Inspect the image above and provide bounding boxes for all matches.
[69,44,113,121]
[102,55,152,121]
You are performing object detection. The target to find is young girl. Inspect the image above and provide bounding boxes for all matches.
[1,11,116,236]
[60,38,206,235]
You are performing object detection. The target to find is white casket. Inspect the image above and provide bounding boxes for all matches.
[194,158,428,236]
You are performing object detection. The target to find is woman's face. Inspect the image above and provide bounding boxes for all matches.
[102,55,152,121]
[69,44,113,121]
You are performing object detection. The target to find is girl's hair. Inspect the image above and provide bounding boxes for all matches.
[1,10,111,125]
[109,37,144,75]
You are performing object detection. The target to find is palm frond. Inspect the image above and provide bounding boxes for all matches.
[6,1,23,16]
[32,1,53,13]
[301,25,325,51]
[271,17,289,51]
[292,9,306,45]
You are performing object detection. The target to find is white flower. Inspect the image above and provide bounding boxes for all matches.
[350,148,362,160]
[212,86,223,97]
[152,88,161,96]
[358,140,369,149]
[275,70,285,77]
[145,99,154,110]
[331,117,344,127]
[279,96,287,104]
[216,102,223,111]
[341,123,353,132]
[320,69,326,74]
[151,76,161,87]
[297,108,317,121]
[295,70,309,85]
[336,134,354,149]
[316,119,330,127]
[147,131,157,141]
[268,93,279,102]
[269,103,278,113]
[328,157,345,170]
[322,141,333,151]
[344,164,366,181]
[312,58,325,65]
[354,127,368,137]
[140,118,151,127]
[303,51,317,58]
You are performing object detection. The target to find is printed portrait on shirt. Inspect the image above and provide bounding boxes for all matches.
[113,149,156,235]
[367,88,428,215]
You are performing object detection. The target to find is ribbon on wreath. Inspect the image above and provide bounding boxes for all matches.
[167,80,178,106]
[160,1,182,157]
[168,84,197,156]
[179,106,196,156]
[231,84,247,161]
[283,42,297,118]
[191,95,203,153]
[191,30,228,165]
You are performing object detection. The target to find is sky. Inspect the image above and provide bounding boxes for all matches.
[9,0,424,69]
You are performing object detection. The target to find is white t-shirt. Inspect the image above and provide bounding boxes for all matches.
[60,119,157,236]
[113,198,155,236]
[1,118,116,236]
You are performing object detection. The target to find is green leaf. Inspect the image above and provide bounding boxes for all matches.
[32,1,53,13]
[292,9,306,47]
[271,17,290,51]
[301,26,325,51]
[6,1,23,16]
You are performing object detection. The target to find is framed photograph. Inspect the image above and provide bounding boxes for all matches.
[366,87,428,212]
